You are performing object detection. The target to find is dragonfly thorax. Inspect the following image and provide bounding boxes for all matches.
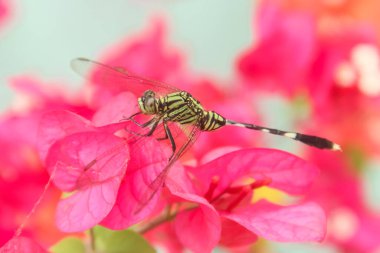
[156,91,203,124]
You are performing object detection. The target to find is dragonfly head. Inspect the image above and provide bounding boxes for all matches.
[138,90,158,115]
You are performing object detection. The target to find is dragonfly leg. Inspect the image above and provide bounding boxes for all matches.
[146,118,161,136]
[124,128,145,137]
[162,120,176,160]
[124,116,160,137]
[120,112,142,122]
[156,133,168,141]
[129,114,156,128]
[122,112,159,129]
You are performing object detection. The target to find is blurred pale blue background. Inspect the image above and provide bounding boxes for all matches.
[0,0,253,111]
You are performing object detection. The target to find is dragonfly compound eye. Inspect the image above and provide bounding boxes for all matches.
[146,97,155,110]
[137,90,157,115]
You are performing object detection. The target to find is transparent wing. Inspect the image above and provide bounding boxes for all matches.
[71,57,180,96]
[55,113,199,216]
[133,119,202,214]
[83,118,159,171]
[82,114,193,173]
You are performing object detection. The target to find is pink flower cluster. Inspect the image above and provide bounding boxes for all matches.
[0,17,326,253]
[2,0,380,252]
[238,1,380,252]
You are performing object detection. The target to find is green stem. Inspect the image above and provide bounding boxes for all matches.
[138,212,177,234]
[138,205,197,234]
[89,228,96,253]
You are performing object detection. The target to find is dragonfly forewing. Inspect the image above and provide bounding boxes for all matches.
[70,58,179,97]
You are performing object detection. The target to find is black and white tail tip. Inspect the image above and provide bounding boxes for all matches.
[226,120,342,151]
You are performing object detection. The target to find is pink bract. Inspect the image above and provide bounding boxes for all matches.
[161,148,326,251]
[0,113,64,247]
[224,200,326,242]
[37,110,94,161]
[306,149,380,252]
[91,92,138,126]
[174,204,220,253]
[191,148,319,195]
[238,0,316,96]
[0,237,48,253]
[101,137,171,229]
[39,102,171,232]
[45,131,129,232]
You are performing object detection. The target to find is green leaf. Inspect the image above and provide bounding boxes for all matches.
[93,226,156,253]
[50,237,85,253]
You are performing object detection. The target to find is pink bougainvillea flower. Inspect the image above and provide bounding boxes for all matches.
[0,114,63,247]
[238,0,378,105]
[306,27,376,111]
[100,136,172,229]
[37,110,95,163]
[0,236,48,253]
[305,37,380,157]
[45,130,130,232]
[239,0,380,158]
[237,6,380,251]
[145,148,326,252]
[236,0,380,154]
[239,0,380,155]
[236,3,380,252]
[305,149,380,253]
[36,107,128,232]
[237,0,316,96]
[38,90,171,232]
[43,123,170,232]
[1,75,92,246]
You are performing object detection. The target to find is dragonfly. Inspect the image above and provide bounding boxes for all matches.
[71,57,341,211]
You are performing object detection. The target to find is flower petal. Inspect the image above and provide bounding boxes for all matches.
[45,131,129,191]
[238,1,316,96]
[192,148,319,195]
[219,218,258,247]
[92,92,138,126]
[37,110,94,161]
[101,138,170,229]
[47,132,129,232]
[0,237,47,253]
[167,169,221,253]
[174,205,221,253]
[223,200,326,242]
[56,176,122,232]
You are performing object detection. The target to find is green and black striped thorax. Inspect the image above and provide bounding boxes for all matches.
[138,90,226,131]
